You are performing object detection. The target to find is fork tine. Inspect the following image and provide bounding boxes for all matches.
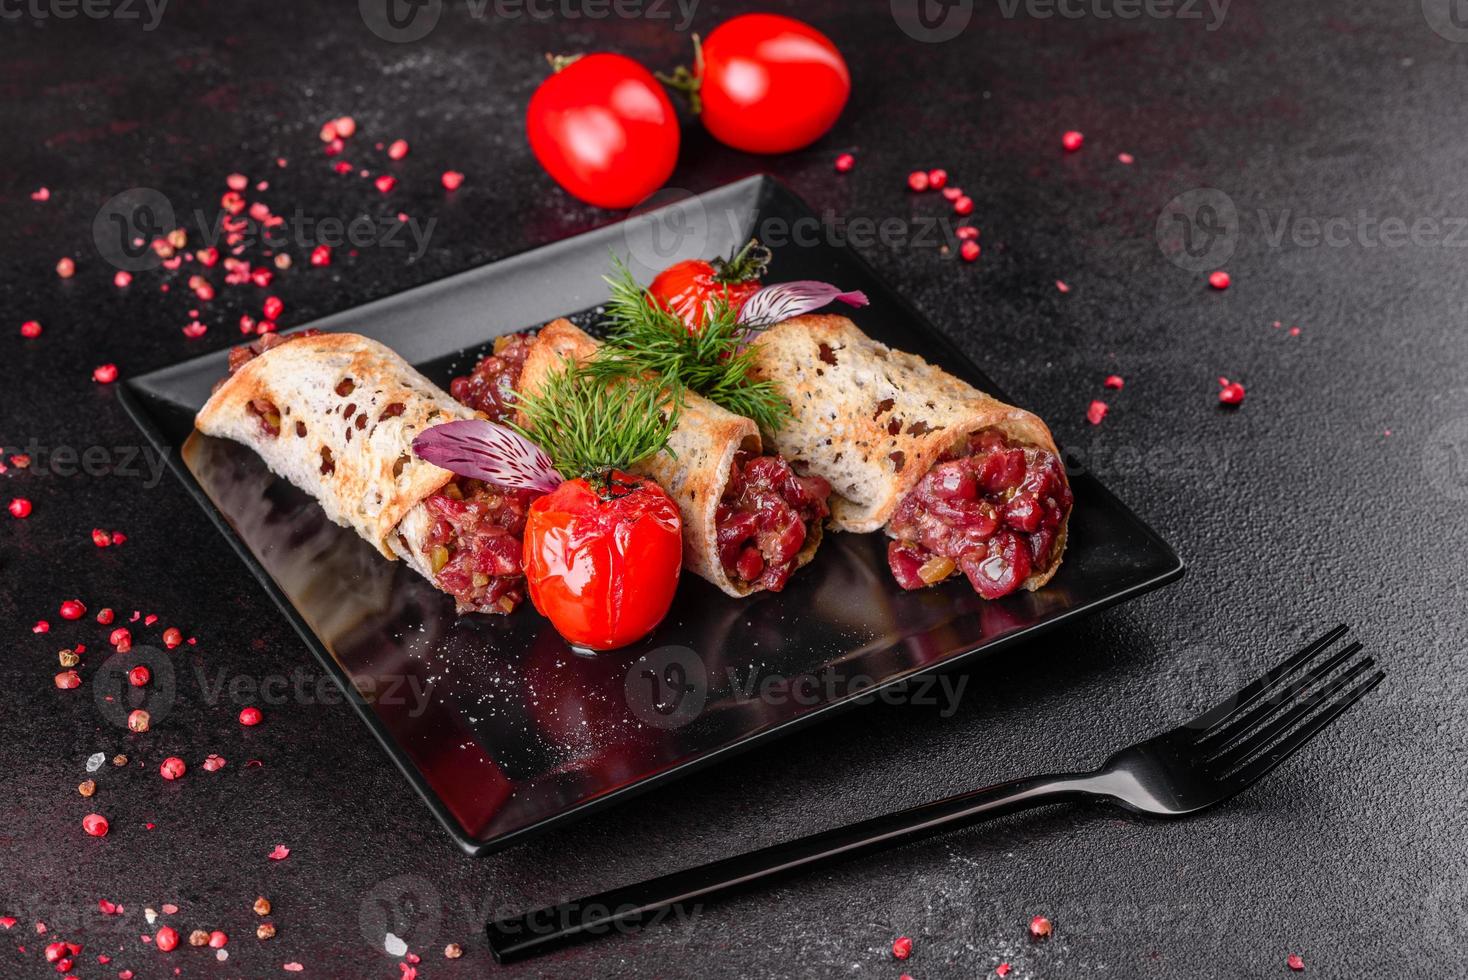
[1209,656,1376,774]
[1185,624,1350,734]
[1199,641,1363,748]
[1215,669,1385,795]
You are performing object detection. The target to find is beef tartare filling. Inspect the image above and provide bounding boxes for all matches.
[886,428,1071,599]
[449,333,535,423]
[422,478,535,613]
[716,452,831,592]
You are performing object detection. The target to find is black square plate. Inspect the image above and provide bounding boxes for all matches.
[119,175,1183,856]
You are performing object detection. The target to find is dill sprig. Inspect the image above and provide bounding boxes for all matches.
[588,260,792,433]
[511,362,681,485]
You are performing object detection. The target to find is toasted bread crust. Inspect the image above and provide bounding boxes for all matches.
[517,319,826,598]
[747,314,1068,591]
[195,331,476,558]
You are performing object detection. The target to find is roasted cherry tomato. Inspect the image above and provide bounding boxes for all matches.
[647,238,770,330]
[523,472,682,650]
[694,14,850,155]
[526,53,680,210]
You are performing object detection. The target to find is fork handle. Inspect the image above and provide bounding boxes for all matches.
[486,770,1105,963]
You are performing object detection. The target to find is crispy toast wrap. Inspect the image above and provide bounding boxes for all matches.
[194,332,512,610]
[746,314,1069,592]
[515,319,823,598]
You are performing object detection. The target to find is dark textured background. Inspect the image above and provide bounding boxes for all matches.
[3,1,1466,977]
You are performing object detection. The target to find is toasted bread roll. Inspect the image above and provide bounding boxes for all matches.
[747,314,1069,594]
[516,319,826,597]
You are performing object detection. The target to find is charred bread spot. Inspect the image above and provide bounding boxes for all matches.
[889,450,906,473]
[336,378,354,397]
[319,446,335,476]
[818,342,839,365]
[295,421,307,438]
[873,397,895,420]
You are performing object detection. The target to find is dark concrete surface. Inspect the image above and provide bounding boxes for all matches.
[2,1,1465,977]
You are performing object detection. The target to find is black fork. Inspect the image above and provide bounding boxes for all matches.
[487,625,1383,963]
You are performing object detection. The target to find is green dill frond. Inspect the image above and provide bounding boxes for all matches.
[591,259,792,433]
[511,362,680,482]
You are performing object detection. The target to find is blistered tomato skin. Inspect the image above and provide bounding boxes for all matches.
[523,473,683,651]
[697,14,850,155]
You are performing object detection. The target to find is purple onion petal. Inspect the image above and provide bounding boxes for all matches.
[737,280,870,328]
[412,419,563,493]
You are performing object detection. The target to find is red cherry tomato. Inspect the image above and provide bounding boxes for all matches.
[647,238,770,330]
[523,473,682,650]
[695,14,850,155]
[526,53,680,210]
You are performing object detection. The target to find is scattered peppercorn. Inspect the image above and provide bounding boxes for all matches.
[444,943,462,959]
[78,780,96,797]
[256,923,276,940]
